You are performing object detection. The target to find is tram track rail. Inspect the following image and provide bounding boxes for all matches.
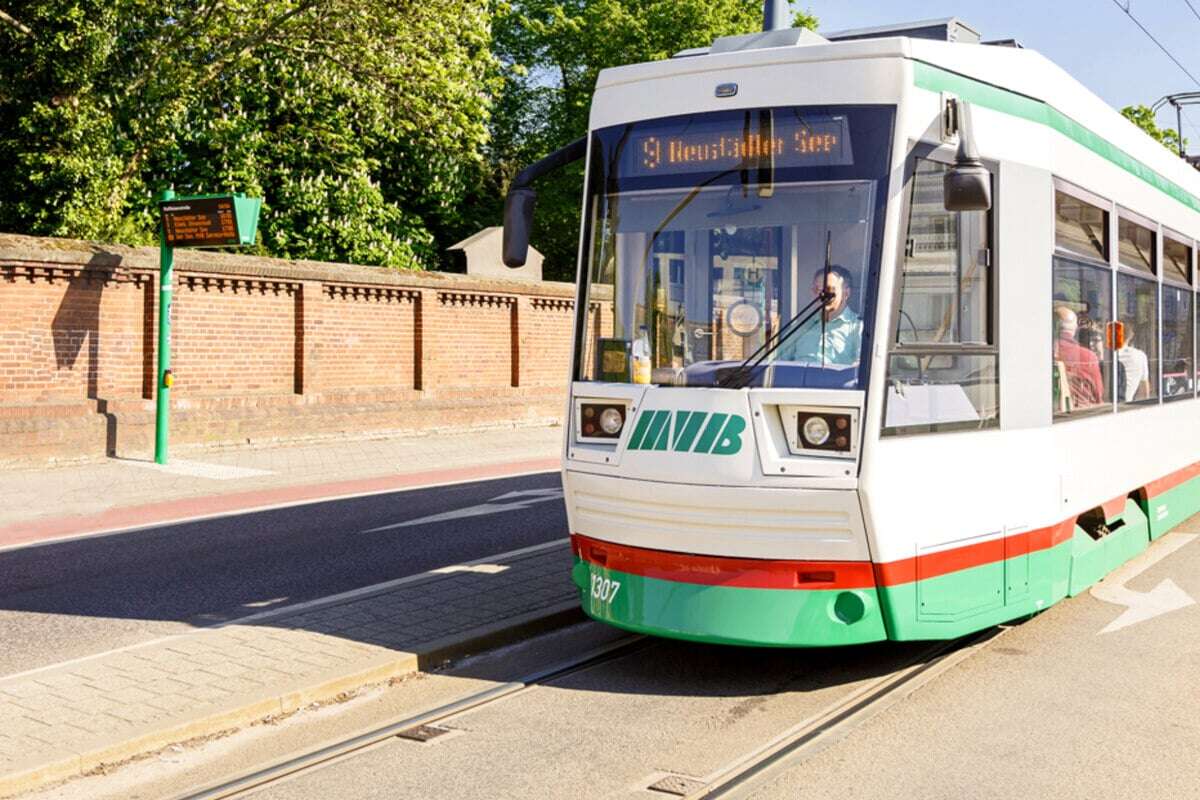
[171,621,1008,800]
[169,633,651,800]
[686,626,1006,799]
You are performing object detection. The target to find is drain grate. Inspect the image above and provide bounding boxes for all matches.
[395,724,453,743]
[647,774,707,796]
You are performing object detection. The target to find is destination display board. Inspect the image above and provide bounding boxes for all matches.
[160,196,240,247]
[627,114,853,177]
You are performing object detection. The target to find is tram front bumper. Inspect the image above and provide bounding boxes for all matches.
[570,534,887,648]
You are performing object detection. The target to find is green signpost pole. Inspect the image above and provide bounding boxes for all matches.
[155,188,175,464]
[153,189,261,464]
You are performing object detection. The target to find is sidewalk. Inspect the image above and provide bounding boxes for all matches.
[1,424,562,548]
[0,541,579,798]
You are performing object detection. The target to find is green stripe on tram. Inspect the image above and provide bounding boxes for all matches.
[1144,473,1200,540]
[913,61,1200,214]
[571,559,887,647]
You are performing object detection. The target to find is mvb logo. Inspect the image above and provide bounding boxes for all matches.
[626,410,746,455]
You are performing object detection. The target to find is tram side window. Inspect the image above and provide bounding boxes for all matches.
[1162,238,1193,399]
[1055,191,1108,262]
[1115,215,1158,405]
[884,159,997,434]
[1053,258,1113,417]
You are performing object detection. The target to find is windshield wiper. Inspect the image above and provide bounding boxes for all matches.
[718,290,832,389]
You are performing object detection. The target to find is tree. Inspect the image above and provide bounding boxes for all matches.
[474,1,819,281]
[0,1,497,269]
[1121,104,1186,155]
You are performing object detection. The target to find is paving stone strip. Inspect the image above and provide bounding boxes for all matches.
[0,543,577,798]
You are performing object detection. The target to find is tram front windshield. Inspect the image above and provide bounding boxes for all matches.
[579,105,894,389]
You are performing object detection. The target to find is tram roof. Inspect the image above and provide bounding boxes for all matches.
[595,35,1200,215]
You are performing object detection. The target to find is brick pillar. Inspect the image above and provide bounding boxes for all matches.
[511,296,525,388]
[412,289,426,391]
[141,271,157,399]
[296,281,324,395]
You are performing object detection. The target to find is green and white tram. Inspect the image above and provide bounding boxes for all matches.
[503,6,1200,646]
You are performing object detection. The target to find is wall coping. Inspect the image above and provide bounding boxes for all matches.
[0,233,577,298]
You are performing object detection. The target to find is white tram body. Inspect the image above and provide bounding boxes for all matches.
[558,24,1200,645]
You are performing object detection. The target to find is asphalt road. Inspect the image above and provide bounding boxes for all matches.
[173,527,1200,800]
[0,470,565,675]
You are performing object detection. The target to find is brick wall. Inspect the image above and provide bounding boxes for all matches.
[0,234,579,465]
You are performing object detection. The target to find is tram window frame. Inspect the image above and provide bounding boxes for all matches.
[883,152,999,437]
[1054,186,1109,264]
[1115,268,1160,407]
[1116,208,1156,275]
[1112,208,1160,409]
[1162,231,1195,401]
[1052,182,1116,423]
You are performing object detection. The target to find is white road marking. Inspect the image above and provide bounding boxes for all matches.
[431,564,510,575]
[361,488,565,533]
[1091,533,1198,634]
[119,458,275,480]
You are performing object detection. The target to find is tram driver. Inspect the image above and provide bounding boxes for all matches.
[777,266,863,366]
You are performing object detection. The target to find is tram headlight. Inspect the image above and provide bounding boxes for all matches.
[578,401,627,440]
[802,416,831,446]
[791,409,855,454]
[599,407,625,435]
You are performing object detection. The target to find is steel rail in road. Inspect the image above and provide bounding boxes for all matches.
[169,634,651,800]
[686,627,1007,800]
[173,623,1009,800]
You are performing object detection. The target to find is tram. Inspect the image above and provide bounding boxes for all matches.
[503,5,1200,646]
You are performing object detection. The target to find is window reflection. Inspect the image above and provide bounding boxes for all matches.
[1164,237,1191,284]
[1052,258,1112,415]
[885,158,996,434]
[1163,284,1194,399]
[896,161,989,345]
[1117,216,1156,274]
[1055,191,1108,263]
[1116,273,1159,404]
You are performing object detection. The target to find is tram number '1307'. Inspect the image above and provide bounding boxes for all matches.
[590,573,621,604]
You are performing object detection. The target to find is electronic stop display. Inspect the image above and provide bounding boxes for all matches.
[160,197,240,247]
[627,114,853,177]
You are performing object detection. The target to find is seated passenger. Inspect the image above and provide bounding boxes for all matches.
[776,265,862,366]
[1053,306,1104,407]
[1116,321,1150,401]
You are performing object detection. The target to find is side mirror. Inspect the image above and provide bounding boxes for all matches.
[503,187,536,268]
[500,136,588,269]
[943,101,992,212]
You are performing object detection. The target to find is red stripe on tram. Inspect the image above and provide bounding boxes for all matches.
[1145,460,1200,499]
[571,534,877,590]
[573,519,1078,593]
[873,520,1075,587]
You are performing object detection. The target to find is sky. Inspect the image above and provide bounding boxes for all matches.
[804,0,1200,147]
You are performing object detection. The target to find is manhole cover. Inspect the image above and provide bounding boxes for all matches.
[395,724,453,742]
[647,774,707,796]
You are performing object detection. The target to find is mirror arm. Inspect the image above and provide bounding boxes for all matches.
[943,100,993,213]
[502,137,588,268]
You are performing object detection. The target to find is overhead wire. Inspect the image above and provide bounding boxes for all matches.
[1177,0,1200,146]
[1109,0,1200,89]
[1182,0,1200,25]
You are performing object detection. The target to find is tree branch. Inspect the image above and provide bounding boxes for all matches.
[0,8,32,37]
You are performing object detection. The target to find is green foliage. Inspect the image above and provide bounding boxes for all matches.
[1121,104,1186,154]
[475,1,819,281]
[0,1,820,275]
[0,1,497,269]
